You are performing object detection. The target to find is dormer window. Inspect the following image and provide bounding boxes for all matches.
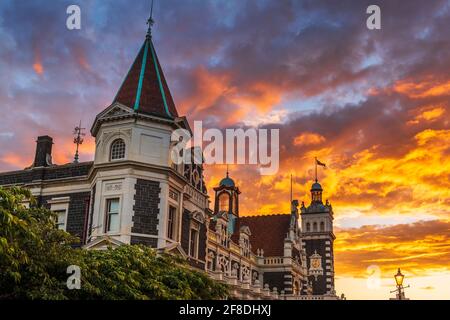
[110,139,125,160]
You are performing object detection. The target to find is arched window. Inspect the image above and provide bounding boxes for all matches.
[306,222,310,232]
[219,193,230,213]
[320,221,325,231]
[110,139,125,160]
[312,190,322,202]
[313,222,318,232]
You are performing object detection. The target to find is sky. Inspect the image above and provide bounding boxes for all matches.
[0,0,449,299]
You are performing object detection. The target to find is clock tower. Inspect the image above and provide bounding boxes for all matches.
[300,179,336,296]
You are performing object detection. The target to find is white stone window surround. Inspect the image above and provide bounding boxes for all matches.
[99,180,124,236]
[94,125,132,165]
[188,220,200,259]
[110,138,126,161]
[104,197,121,233]
[167,205,178,241]
[167,186,181,243]
[103,131,130,162]
[47,196,70,231]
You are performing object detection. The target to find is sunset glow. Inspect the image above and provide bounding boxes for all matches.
[0,0,449,299]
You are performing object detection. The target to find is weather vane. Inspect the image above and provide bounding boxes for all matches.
[73,121,86,163]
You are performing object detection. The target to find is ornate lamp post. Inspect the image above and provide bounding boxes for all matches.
[390,268,410,300]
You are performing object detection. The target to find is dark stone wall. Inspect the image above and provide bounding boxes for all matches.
[0,162,92,186]
[39,191,91,246]
[263,271,290,292]
[199,223,207,262]
[131,179,160,237]
[130,235,157,247]
[303,237,334,295]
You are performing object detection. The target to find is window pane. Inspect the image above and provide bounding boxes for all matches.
[58,211,65,224]
[109,199,120,213]
[190,229,198,257]
[53,210,66,230]
[110,139,125,160]
[106,199,120,232]
[167,206,177,240]
[108,212,120,232]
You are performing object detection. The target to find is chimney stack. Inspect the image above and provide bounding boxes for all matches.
[33,136,53,167]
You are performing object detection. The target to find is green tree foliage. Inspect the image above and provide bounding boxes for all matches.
[0,187,228,300]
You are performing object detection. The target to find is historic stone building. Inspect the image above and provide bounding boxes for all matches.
[0,19,337,300]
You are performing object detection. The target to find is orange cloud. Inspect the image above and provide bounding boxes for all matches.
[1,153,31,168]
[33,62,44,75]
[334,220,450,277]
[32,47,44,75]
[51,136,96,165]
[293,132,326,146]
[394,77,450,98]
[178,67,284,125]
[407,106,446,125]
[230,82,282,113]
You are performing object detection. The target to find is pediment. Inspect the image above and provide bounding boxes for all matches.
[83,236,125,250]
[240,225,251,236]
[158,242,188,259]
[91,103,134,136]
[98,103,133,120]
[190,210,206,224]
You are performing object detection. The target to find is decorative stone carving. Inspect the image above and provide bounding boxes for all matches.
[309,250,324,280]
[190,211,205,224]
[105,182,122,192]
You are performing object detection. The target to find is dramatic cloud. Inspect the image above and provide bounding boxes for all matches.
[334,220,450,276]
[0,0,449,299]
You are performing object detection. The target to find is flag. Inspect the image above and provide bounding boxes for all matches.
[316,159,326,167]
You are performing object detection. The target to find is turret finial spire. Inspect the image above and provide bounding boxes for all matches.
[146,0,155,38]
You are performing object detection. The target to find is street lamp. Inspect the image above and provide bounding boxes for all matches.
[390,268,410,300]
[394,268,404,287]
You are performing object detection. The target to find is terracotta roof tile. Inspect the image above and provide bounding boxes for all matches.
[113,38,178,118]
[239,214,291,257]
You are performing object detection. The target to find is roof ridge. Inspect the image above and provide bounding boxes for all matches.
[240,213,290,218]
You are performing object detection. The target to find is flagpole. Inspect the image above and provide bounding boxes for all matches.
[290,174,293,203]
[315,157,318,182]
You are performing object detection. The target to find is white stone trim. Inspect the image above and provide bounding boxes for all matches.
[49,196,70,231]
